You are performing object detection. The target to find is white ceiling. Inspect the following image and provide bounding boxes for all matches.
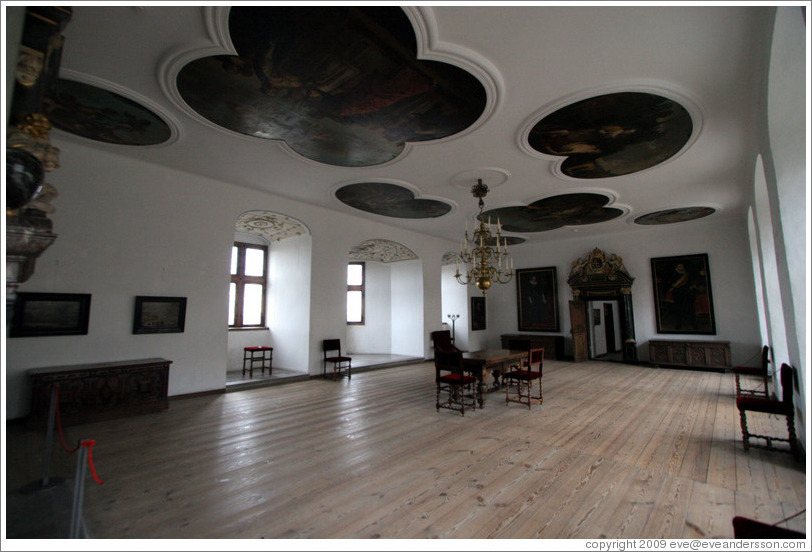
[51,4,774,245]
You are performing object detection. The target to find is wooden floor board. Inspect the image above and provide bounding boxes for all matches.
[5,359,806,540]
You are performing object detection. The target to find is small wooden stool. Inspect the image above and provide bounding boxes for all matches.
[243,346,273,377]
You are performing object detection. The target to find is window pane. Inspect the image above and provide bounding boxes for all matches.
[245,248,265,277]
[347,264,363,285]
[347,291,363,323]
[243,283,264,325]
[230,246,238,275]
[228,283,236,325]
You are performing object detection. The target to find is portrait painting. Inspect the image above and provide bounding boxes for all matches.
[516,267,559,332]
[471,296,486,331]
[651,254,716,334]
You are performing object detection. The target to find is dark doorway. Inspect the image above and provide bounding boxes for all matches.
[604,302,617,353]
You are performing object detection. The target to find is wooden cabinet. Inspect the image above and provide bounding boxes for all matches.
[648,340,730,370]
[28,358,171,427]
[500,334,565,360]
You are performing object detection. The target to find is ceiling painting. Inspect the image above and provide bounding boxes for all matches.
[43,79,171,145]
[634,206,715,225]
[336,182,452,219]
[483,193,624,233]
[235,211,309,242]
[350,239,418,263]
[528,92,693,178]
[176,6,486,167]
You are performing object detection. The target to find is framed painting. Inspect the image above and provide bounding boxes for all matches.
[516,267,559,332]
[651,253,716,334]
[471,296,486,331]
[10,292,92,337]
[133,296,187,334]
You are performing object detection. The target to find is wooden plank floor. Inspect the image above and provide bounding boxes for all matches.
[5,360,806,539]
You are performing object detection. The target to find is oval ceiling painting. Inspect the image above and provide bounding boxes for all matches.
[43,78,171,145]
[177,6,486,167]
[483,193,623,233]
[336,182,452,219]
[634,206,715,225]
[528,92,693,178]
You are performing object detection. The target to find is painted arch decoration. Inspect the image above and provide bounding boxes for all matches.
[349,239,418,263]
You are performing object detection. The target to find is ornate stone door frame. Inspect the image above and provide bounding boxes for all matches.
[567,248,637,363]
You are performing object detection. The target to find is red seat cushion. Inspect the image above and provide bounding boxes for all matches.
[438,374,476,385]
[245,346,272,351]
[504,370,541,380]
[731,365,761,375]
[736,396,790,415]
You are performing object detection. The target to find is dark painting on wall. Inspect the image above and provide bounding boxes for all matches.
[516,267,559,332]
[471,296,486,331]
[133,296,187,334]
[651,254,716,334]
[10,293,92,337]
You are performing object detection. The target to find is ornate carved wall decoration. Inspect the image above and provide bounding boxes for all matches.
[567,248,637,362]
[349,239,418,263]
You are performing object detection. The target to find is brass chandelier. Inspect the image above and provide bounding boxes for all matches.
[455,179,514,294]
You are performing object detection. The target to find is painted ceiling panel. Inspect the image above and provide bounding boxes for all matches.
[336,182,452,218]
[176,6,486,167]
[484,193,624,233]
[43,78,171,145]
[527,92,693,178]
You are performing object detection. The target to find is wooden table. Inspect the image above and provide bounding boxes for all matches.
[462,349,528,407]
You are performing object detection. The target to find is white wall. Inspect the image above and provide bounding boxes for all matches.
[484,216,762,365]
[440,264,470,351]
[390,259,424,357]
[266,233,312,373]
[4,140,453,418]
[347,261,392,354]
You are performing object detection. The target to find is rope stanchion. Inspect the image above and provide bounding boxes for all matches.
[81,440,104,485]
[54,385,80,454]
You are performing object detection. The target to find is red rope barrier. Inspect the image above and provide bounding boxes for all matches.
[81,440,104,485]
[49,384,104,485]
[53,384,79,454]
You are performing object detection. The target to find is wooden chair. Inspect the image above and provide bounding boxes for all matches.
[736,363,798,460]
[732,345,770,398]
[430,330,462,353]
[504,347,544,408]
[322,339,351,380]
[435,350,476,416]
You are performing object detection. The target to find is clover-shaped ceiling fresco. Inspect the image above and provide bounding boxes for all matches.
[528,92,692,178]
[634,206,715,225]
[43,79,171,145]
[335,182,451,218]
[483,193,623,233]
[177,6,486,167]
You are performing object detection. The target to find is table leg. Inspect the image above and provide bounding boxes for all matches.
[477,377,486,408]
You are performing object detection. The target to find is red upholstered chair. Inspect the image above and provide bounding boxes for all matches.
[732,345,770,398]
[322,339,351,380]
[736,363,798,460]
[504,347,544,408]
[435,350,476,416]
